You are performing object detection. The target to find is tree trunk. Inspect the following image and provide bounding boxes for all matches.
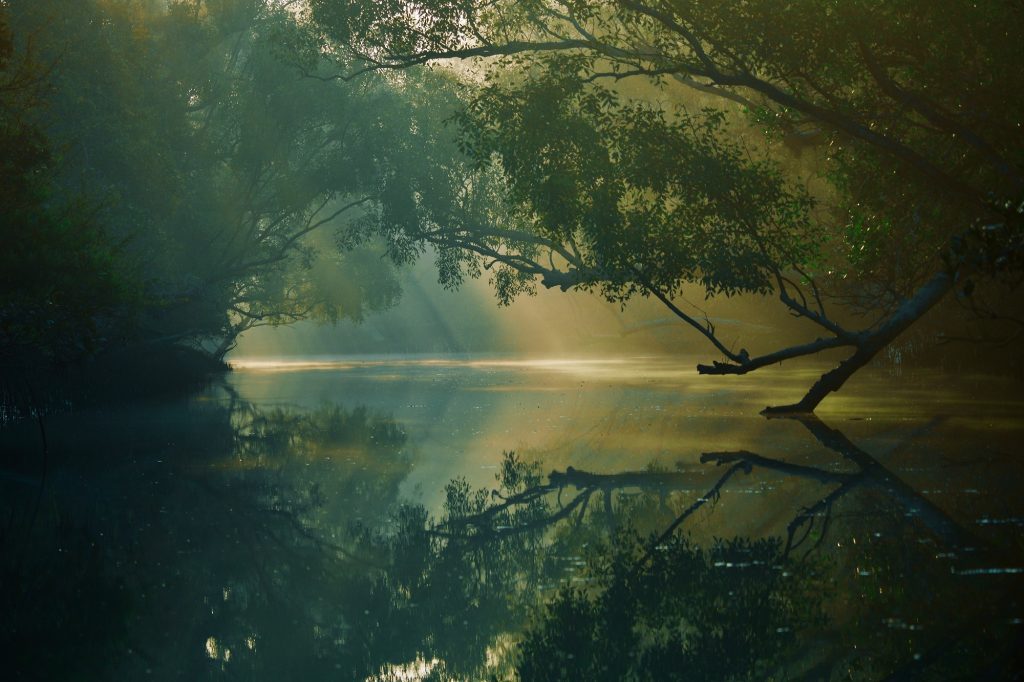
[212,333,238,362]
[762,346,877,415]
[763,270,954,414]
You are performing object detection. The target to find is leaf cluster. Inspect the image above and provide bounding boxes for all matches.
[457,56,820,302]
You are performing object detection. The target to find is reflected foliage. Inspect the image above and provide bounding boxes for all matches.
[371,419,1022,680]
[0,396,411,680]
[335,453,552,679]
[3,398,1022,680]
[518,534,820,681]
[342,452,829,680]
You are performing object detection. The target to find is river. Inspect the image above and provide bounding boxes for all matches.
[2,355,1022,679]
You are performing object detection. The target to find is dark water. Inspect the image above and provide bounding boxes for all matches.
[2,356,1023,680]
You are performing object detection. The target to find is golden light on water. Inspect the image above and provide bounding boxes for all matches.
[231,355,641,374]
[227,354,1024,418]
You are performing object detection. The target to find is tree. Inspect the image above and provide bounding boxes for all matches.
[309,0,1024,412]
[0,6,137,369]
[4,0,468,366]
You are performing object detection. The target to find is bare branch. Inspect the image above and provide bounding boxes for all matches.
[697,335,853,375]
[628,264,744,363]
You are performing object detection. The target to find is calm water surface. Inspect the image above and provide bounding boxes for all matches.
[2,356,1022,679]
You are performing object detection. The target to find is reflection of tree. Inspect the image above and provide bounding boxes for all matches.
[476,415,983,561]
[517,533,823,681]
[4,406,1021,679]
[329,452,827,681]
[344,453,553,680]
[704,415,982,558]
[411,418,1022,679]
[0,398,412,680]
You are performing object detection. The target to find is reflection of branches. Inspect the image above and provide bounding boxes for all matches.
[701,448,862,559]
[700,447,864,559]
[635,461,751,571]
[701,449,853,486]
[431,465,731,542]
[789,414,982,551]
[440,415,984,568]
[783,478,858,558]
[704,415,984,557]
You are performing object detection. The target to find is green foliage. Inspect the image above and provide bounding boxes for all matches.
[3,0,480,368]
[313,0,1024,334]
[457,56,821,301]
[516,534,823,681]
[0,11,137,364]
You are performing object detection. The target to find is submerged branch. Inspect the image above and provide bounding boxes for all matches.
[763,270,953,414]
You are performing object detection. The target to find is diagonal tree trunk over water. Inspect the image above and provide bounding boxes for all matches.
[758,271,955,414]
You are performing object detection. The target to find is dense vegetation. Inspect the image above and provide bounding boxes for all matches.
[311,0,1024,410]
[1,0,466,381]
[3,0,1022,410]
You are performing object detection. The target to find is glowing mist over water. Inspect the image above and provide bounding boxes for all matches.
[232,258,791,360]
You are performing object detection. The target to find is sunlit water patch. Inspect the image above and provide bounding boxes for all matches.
[227,354,1024,514]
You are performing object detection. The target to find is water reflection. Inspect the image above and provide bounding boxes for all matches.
[225,356,1024,514]
[1,396,412,679]
[387,416,1023,679]
[2,364,1022,679]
